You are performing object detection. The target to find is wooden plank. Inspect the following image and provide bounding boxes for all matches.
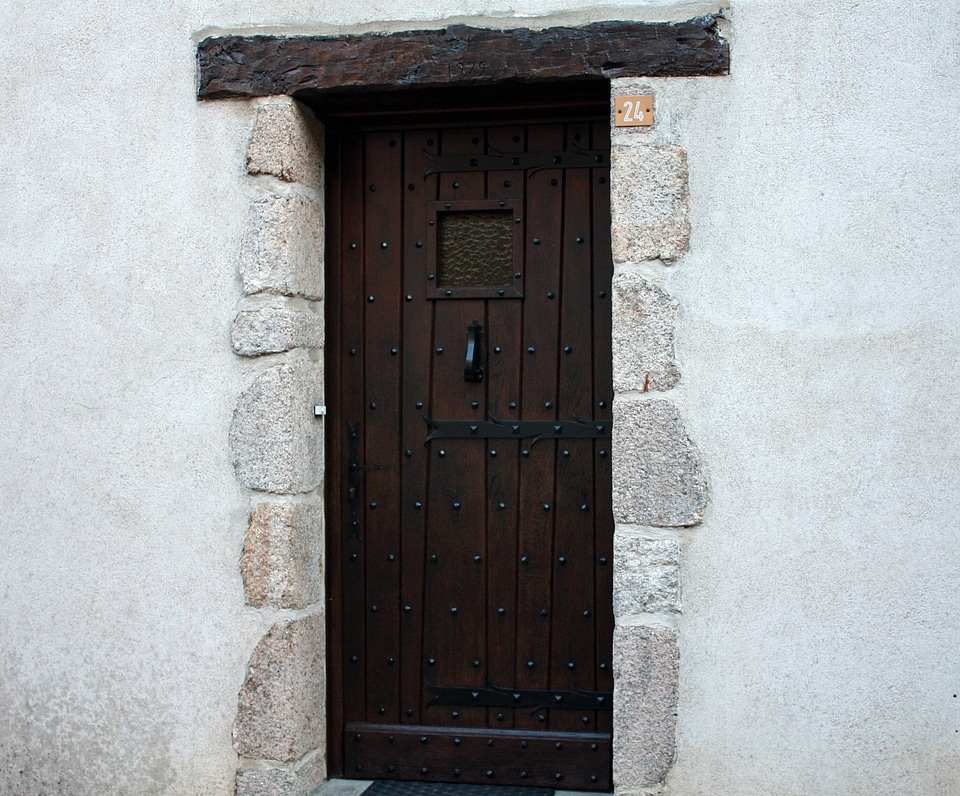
[550,123,597,733]
[514,123,564,730]
[325,128,346,776]
[198,18,729,99]
[422,300,488,729]
[337,131,369,738]
[590,120,615,739]
[483,124,525,731]
[363,131,404,723]
[440,127,493,730]
[399,128,438,726]
[345,723,611,791]
[421,127,489,729]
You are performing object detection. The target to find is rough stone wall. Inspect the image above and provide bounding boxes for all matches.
[609,84,707,794]
[228,97,328,796]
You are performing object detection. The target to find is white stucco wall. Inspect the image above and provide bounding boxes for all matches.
[0,5,259,793]
[655,3,960,793]
[0,1,957,794]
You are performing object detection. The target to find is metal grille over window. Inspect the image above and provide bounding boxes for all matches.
[437,211,514,288]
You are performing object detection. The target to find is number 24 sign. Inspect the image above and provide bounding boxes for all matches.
[614,95,654,127]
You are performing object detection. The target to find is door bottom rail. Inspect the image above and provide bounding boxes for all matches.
[344,723,611,791]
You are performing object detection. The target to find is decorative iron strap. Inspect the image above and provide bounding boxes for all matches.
[427,682,612,711]
[424,148,606,177]
[425,415,610,444]
[345,421,383,540]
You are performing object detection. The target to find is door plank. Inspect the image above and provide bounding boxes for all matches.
[338,131,369,741]
[514,123,564,730]
[422,127,490,728]
[325,129,346,774]
[590,120,615,738]
[423,299,487,728]
[399,129,439,726]
[550,123,598,732]
[363,131,404,722]
[482,124,526,730]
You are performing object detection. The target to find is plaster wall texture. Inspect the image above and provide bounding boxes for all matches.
[0,2,958,796]
[611,2,960,794]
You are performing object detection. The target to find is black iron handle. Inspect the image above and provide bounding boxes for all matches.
[464,320,485,382]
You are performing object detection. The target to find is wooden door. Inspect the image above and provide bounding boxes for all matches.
[327,114,613,791]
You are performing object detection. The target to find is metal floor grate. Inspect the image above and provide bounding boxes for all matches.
[361,782,554,796]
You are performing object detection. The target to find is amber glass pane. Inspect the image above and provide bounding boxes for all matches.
[437,211,513,288]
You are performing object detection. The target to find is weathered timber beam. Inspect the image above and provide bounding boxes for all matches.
[197,17,729,100]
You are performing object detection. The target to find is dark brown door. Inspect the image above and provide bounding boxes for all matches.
[327,111,613,791]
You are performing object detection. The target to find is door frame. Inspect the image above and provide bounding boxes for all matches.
[211,19,720,793]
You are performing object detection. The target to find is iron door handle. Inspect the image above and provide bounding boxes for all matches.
[464,320,485,382]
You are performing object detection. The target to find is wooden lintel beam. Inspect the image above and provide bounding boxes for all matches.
[197,17,729,100]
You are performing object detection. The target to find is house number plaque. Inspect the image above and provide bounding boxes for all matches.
[614,95,654,127]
